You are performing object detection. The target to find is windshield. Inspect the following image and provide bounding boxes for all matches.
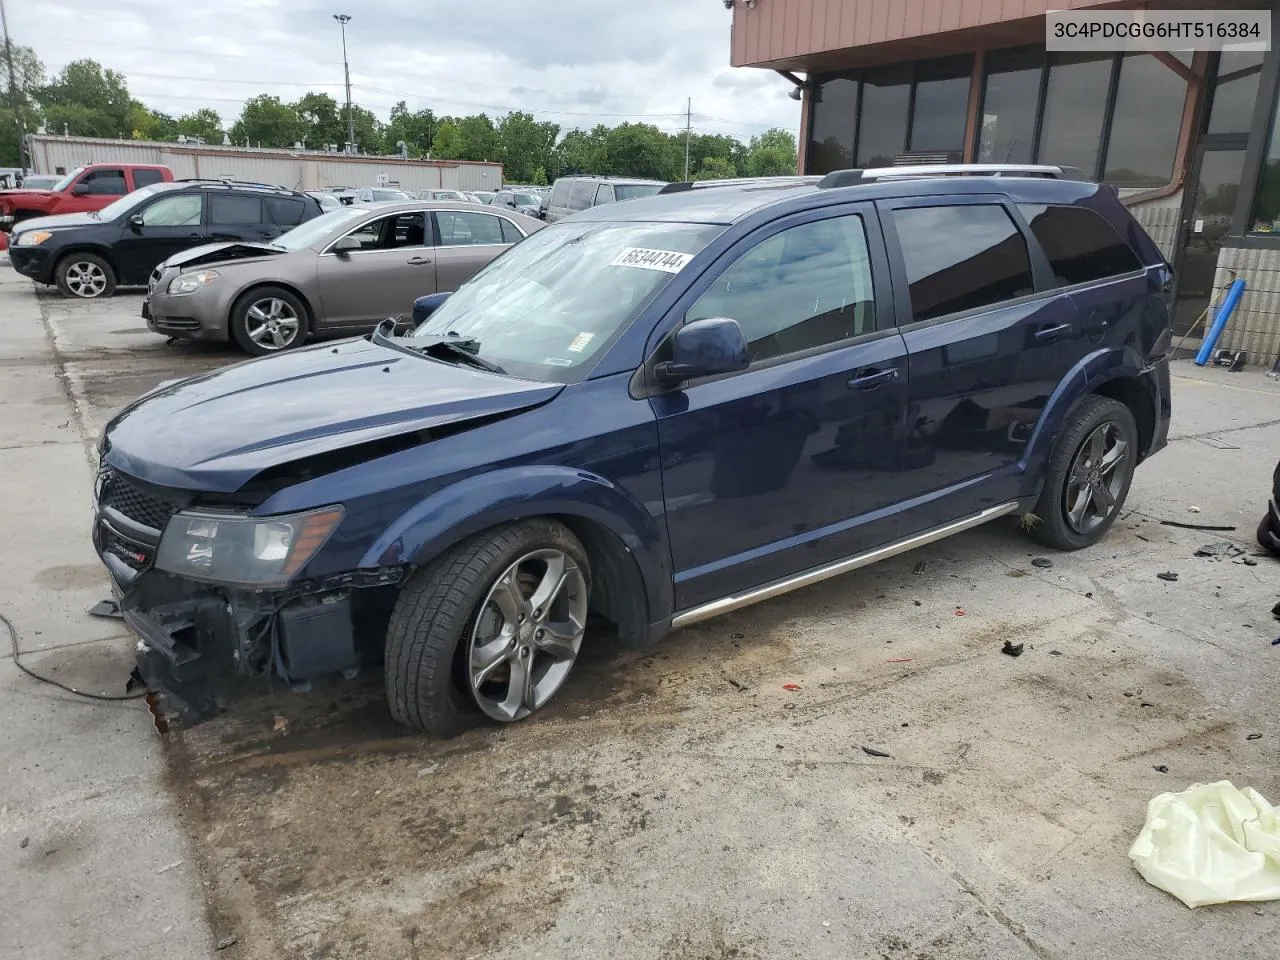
[23,176,59,190]
[513,193,540,205]
[93,184,168,220]
[372,189,411,201]
[615,184,664,201]
[51,167,86,192]
[272,207,366,251]
[412,220,723,383]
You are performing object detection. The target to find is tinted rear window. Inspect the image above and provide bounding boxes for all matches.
[132,169,166,188]
[892,204,1035,323]
[1018,203,1143,287]
[267,196,307,226]
[210,194,264,224]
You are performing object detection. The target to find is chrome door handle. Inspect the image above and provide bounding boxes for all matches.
[1035,322,1073,342]
[407,256,433,265]
[848,367,899,390]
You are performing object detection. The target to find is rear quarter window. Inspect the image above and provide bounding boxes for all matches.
[1017,203,1143,287]
[266,196,307,226]
[211,194,265,225]
[891,204,1035,323]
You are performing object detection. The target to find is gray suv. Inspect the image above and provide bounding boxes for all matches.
[542,176,666,223]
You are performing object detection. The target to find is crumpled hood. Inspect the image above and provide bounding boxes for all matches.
[161,241,283,271]
[0,188,55,206]
[102,337,563,492]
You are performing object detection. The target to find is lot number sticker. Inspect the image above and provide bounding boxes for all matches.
[611,247,694,273]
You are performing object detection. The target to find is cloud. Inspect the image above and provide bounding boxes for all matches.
[13,0,798,142]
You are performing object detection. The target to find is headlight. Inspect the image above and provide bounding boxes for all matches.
[15,230,53,247]
[155,506,344,587]
[167,270,220,295]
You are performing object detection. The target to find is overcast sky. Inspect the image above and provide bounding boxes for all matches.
[14,1,800,143]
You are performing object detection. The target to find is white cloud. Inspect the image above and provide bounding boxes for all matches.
[16,0,800,143]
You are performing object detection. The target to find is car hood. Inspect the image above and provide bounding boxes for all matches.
[102,337,563,493]
[11,210,102,232]
[161,241,285,271]
[0,189,54,204]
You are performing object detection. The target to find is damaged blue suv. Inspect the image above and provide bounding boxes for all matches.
[94,165,1172,736]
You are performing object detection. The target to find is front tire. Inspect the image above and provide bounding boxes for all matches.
[55,253,116,299]
[230,286,307,355]
[1028,395,1138,551]
[384,520,591,737]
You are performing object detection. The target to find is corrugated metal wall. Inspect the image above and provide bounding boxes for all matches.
[1214,246,1280,362]
[28,136,502,193]
[1126,192,1184,263]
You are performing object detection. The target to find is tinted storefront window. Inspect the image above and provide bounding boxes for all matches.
[1104,53,1186,186]
[809,76,859,175]
[1039,53,1113,176]
[856,65,911,166]
[910,57,971,153]
[978,48,1044,164]
[1252,105,1280,234]
[1208,51,1264,135]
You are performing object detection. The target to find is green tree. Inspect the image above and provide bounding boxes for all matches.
[497,111,559,183]
[176,108,224,144]
[745,127,797,177]
[531,165,548,186]
[383,100,436,156]
[693,156,737,181]
[348,104,383,153]
[0,43,45,166]
[686,133,743,177]
[606,123,679,180]
[556,125,609,175]
[229,94,303,148]
[431,113,499,161]
[292,91,344,148]
[130,102,177,141]
[38,59,132,138]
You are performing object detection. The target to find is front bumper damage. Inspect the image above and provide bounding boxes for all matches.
[93,467,403,722]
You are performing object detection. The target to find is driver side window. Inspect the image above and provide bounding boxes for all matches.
[686,214,877,364]
[139,193,203,226]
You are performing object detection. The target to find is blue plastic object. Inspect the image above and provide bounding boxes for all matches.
[1196,278,1246,366]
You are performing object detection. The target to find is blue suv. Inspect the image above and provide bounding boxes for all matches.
[93,164,1172,735]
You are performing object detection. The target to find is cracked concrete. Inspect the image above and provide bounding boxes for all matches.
[2,261,1278,960]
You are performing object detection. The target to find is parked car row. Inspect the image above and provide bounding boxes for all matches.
[86,163,1176,738]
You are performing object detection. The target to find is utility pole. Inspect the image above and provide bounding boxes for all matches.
[683,97,691,181]
[333,13,356,154]
[0,0,27,171]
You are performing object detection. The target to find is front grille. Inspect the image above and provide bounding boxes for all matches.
[99,466,184,532]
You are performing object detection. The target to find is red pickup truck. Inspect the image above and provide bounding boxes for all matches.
[0,163,174,234]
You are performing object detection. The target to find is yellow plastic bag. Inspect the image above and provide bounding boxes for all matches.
[1129,780,1280,907]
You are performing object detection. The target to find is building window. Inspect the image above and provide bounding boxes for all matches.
[1207,51,1264,136]
[1251,100,1280,233]
[1104,53,1186,187]
[972,47,1187,185]
[978,48,1044,164]
[909,56,972,153]
[809,76,858,175]
[856,65,912,166]
[1039,53,1113,177]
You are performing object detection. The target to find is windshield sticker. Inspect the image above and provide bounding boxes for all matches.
[567,332,595,353]
[543,357,574,367]
[611,247,694,273]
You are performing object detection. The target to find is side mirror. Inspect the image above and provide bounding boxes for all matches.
[331,236,361,254]
[411,291,452,325]
[655,317,749,385]
[128,214,145,231]
[70,183,90,196]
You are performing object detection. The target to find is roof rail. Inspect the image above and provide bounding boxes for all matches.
[175,177,298,194]
[817,164,1086,188]
[659,175,823,195]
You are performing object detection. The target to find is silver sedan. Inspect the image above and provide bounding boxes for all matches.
[143,202,543,355]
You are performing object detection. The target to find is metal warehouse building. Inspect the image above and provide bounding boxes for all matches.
[26,134,504,194]
[730,0,1280,365]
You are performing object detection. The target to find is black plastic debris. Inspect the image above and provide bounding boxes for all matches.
[1246,734,1263,741]
[861,746,891,758]
[1236,557,1259,566]
[1161,520,1237,532]
[1031,557,1053,569]
[87,599,123,620]
[1049,650,1064,656]
[1195,542,1245,559]
[1154,765,1169,774]
[1157,572,1179,582]
[1001,640,1025,658]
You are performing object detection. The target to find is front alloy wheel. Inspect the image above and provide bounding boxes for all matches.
[244,297,301,351]
[467,549,588,722]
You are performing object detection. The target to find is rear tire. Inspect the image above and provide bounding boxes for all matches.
[1028,395,1138,551]
[384,520,591,737]
[1258,515,1280,556]
[230,286,307,356]
[55,253,116,299]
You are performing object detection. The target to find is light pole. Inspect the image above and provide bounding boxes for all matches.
[333,13,355,153]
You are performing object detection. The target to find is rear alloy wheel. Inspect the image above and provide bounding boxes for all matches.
[1029,395,1138,550]
[384,520,591,737]
[230,286,306,355]
[55,253,116,299]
